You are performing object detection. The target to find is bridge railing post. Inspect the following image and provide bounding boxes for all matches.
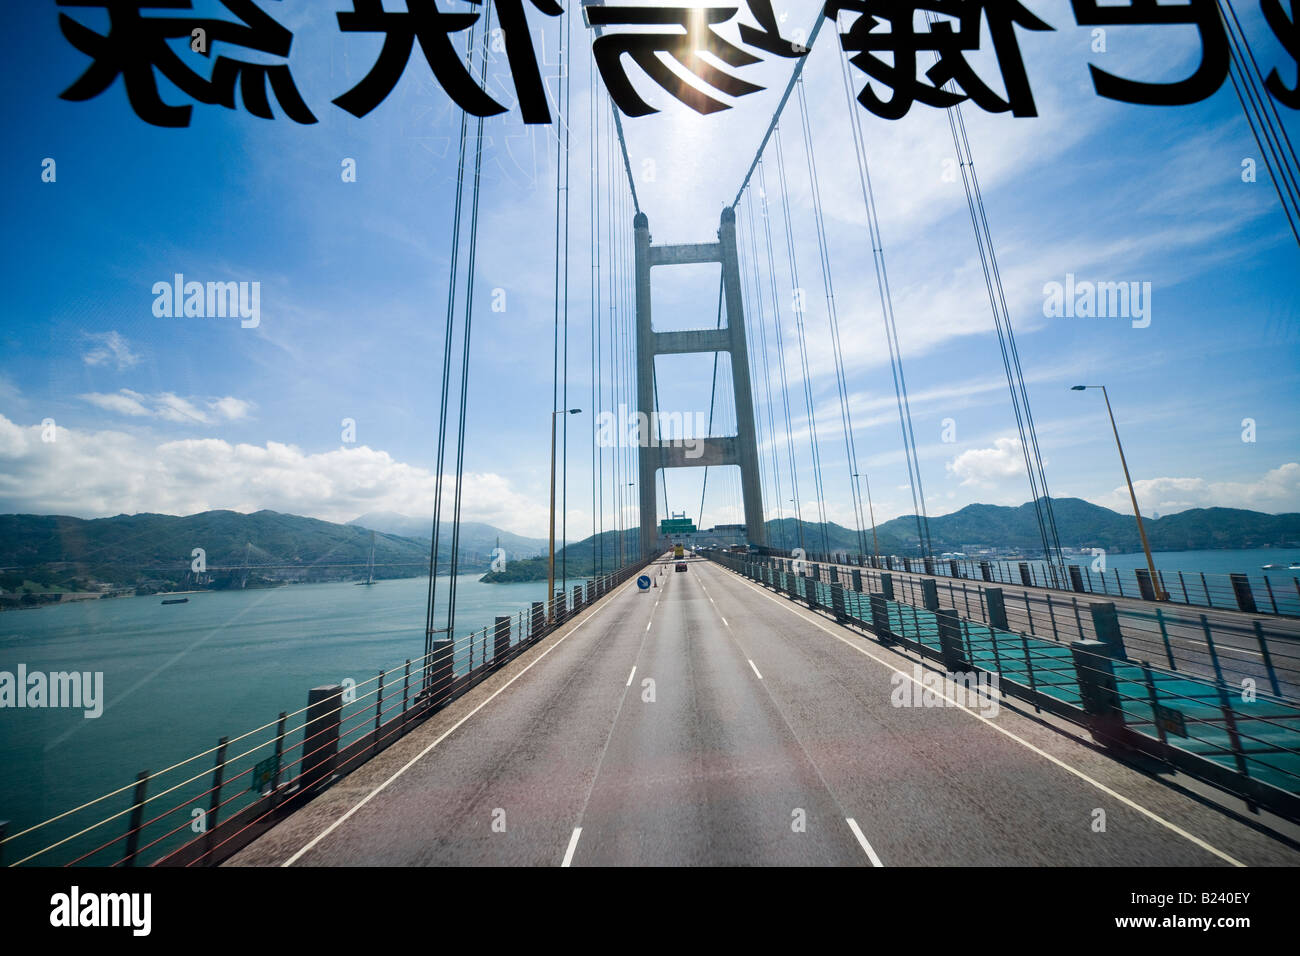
[935,609,967,673]
[1135,568,1157,602]
[1229,573,1258,613]
[920,579,939,612]
[531,601,545,641]
[494,616,511,664]
[1088,602,1128,660]
[869,593,894,645]
[1069,640,1124,745]
[1068,565,1085,593]
[302,685,343,794]
[121,770,149,867]
[985,587,1009,632]
[429,636,454,705]
[831,582,848,622]
[880,572,894,601]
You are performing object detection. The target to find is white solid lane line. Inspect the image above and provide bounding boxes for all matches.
[748,659,763,680]
[719,565,1246,868]
[626,666,636,687]
[561,827,582,867]
[846,818,884,866]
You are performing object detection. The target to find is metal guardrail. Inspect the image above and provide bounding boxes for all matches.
[759,548,1300,619]
[752,552,1300,701]
[713,552,1300,823]
[0,559,653,868]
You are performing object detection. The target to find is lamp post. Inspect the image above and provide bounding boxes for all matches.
[548,408,582,622]
[1071,385,1165,600]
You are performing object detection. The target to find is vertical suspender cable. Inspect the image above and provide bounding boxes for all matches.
[795,77,868,558]
[758,159,807,553]
[743,188,788,549]
[424,12,484,684]
[774,125,832,556]
[835,39,932,560]
[445,3,494,639]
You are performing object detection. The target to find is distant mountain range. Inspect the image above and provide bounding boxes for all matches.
[347,511,547,559]
[843,498,1300,556]
[0,510,540,600]
[485,499,1300,583]
[2,500,1294,600]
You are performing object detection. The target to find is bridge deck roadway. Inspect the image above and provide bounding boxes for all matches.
[229,557,1300,866]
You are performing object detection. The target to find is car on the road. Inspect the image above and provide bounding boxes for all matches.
[675,562,687,572]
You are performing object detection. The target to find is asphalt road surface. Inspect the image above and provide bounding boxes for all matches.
[230,556,1300,867]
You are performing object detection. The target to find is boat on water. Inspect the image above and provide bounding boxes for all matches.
[1260,562,1300,570]
[161,597,189,605]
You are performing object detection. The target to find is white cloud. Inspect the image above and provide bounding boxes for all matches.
[946,437,1025,486]
[78,390,255,425]
[81,389,151,417]
[0,414,550,534]
[209,396,254,422]
[1095,463,1300,516]
[81,331,140,370]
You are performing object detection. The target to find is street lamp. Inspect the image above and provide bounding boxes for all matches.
[1071,385,1165,600]
[548,408,582,622]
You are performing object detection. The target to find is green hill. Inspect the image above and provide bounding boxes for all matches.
[0,511,436,596]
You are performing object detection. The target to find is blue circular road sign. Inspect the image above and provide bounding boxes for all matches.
[637,575,652,590]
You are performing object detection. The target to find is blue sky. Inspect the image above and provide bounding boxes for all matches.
[1,1,1297,542]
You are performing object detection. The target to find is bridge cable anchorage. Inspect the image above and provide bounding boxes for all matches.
[756,158,807,554]
[1217,1,1300,248]
[922,9,1064,583]
[741,188,787,548]
[796,76,869,559]
[773,123,832,556]
[833,31,932,562]
[424,7,491,685]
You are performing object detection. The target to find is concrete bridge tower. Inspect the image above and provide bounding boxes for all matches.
[634,207,767,557]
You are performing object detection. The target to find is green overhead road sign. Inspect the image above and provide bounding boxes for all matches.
[660,518,696,534]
